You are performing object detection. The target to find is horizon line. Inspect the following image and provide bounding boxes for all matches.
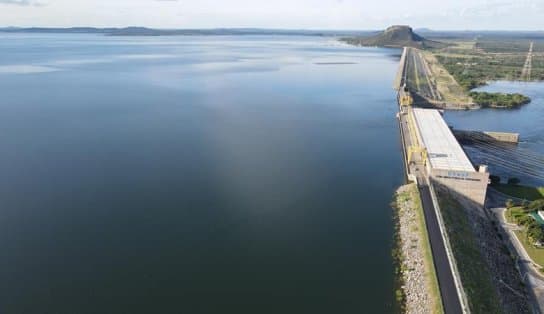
[1,26,544,33]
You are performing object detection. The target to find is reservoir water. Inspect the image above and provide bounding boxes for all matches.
[0,34,404,313]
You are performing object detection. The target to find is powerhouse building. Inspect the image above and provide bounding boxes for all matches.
[411,108,490,207]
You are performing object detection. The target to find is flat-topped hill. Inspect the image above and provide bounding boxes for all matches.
[342,25,446,49]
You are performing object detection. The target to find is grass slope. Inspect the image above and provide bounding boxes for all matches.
[515,230,544,268]
[437,190,502,314]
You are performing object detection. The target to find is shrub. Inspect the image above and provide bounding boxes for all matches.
[505,199,514,209]
[528,199,544,212]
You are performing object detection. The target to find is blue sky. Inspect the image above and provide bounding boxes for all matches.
[1,0,543,30]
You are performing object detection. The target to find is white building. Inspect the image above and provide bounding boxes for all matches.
[411,108,490,207]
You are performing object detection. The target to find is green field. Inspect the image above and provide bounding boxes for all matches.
[435,53,529,89]
[514,230,544,268]
[506,207,544,269]
[436,190,502,314]
[431,37,544,105]
[475,38,544,53]
[493,184,544,201]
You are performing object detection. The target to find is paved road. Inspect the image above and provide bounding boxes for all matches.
[418,180,463,314]
[405,48,434,100]
[404,48,443,105]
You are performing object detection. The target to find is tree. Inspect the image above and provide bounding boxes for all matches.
[490,175,501,185]
[528,199,544,212]
[518,215,533,226]
[505,199,514,209]
[469,91,530,108]
[527,223,544,244]
[508,177,521,185]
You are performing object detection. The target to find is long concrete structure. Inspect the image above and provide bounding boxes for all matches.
[395,45,498,313]
[395,44,544,313]
[398,106,466,314]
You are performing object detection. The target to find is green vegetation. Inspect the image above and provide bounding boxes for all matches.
[514,230,544,267]
[435,54,527,89]
[505,206,525,223]
[469,91,530,108]
[508,201,544,230]
[436,190,502,314]
[506,204,544,266]
[529,199,544,212]
[430,37,544,109]
[434,37,544,86]
[475,38,544,54]
[493,184,544,201]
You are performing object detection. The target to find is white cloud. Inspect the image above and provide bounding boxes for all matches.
[0,0,42,5]
[0,0,542,30]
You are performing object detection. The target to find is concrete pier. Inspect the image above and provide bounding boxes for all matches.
[453,129,520,144]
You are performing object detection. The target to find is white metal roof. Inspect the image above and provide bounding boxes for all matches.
[412,108,475,172]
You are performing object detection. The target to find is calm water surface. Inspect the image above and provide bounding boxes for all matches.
[0,34,403,313]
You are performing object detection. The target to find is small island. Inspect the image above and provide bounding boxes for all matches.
[469,91,531,108]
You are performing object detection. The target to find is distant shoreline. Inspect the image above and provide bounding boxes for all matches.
[0,27,373,37]
[2,27,544,38]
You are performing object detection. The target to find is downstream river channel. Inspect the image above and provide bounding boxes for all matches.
[445,81,544,187]
[0,34,404,313]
